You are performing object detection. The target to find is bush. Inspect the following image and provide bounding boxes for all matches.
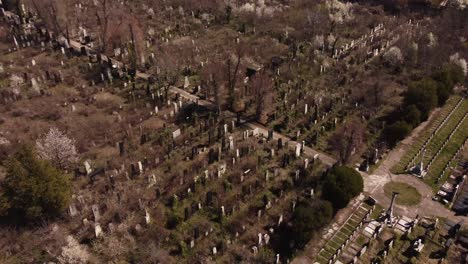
[433,63,464,106]
[166,211,182,229]
[322,166,363,210]
[404,78,438,121]
[384,120,412,147]
[292,200,333,248]
[0,145,72,222]
[271,199,333,258]
[402,105,421,128]
[383,63,463,147]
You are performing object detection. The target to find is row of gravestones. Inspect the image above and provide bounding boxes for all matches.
[436,138,467,185]
[320,203,375,263]
[323,204,375,264]
[426,112,468,172]
[1,12,143,102]
[406,98,463,171]
[348,223,383,264]
[333,23,386,60]
[370,237,396,264]
[370,220,419,264]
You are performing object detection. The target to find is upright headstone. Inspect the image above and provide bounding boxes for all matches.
[295,143,301,157]
[92,204,100,221]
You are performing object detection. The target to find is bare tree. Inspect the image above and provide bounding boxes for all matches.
[225,43,245,110]
[36,127,79,170]
[27,0,71,36]
[329,118,365,164]
[252,72,274,124]
[201,60,226,112]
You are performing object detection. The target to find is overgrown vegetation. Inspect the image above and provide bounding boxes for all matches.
[322,165,364,210]
[384,63,464,147]
[0,145,71,223]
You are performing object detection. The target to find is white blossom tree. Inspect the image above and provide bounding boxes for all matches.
[326,0,353,24]
[452,0,467,10]
[58,236,90,264]
[383,46,404,66]
[450,53,467,76]
[36,127,78,169]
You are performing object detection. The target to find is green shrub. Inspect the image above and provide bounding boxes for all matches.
[404,78,438,121]
[0,145,71,222]
[292,200,333,248]
[402,105,422,128]
[384,121,412,147]
[322,166,363,210]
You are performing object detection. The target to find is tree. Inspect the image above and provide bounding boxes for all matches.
[404,79,438,121]
[272,199,333,258]
[225,44,245,110]
[384,120,412,147]
[291,200,333,248]
[402,105,421,128]
[36,127,78,170]
[201,60,226,112]
[329,118,365,164]
[0,145,71,222]
[449,54,467,77]
[252,72,274,124]
[26,0,71,36]
[383,46,404,67]
[322,166,363,210]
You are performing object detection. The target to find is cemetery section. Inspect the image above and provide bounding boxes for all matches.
[0,0,467,264]
[391,97,468,193]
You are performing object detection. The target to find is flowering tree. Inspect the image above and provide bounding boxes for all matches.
[450,53,467,76]
[58,236,90,264]
[326,0,353,24]
[383,46,404,66]
[36,127,78,169]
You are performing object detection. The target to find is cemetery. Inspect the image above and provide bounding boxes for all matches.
[0,0,467,263]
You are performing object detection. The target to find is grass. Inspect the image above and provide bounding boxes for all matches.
[370,204,384,219]
[355,235,367,246]
[383,182,422,206]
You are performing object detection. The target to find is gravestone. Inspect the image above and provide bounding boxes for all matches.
[69,204,78,217]
[145,209,151,224]
[173,129,181,139]
[95,223,103,237]
[84,161,92,175]
[268,130,274,141]
[295,143,301,157]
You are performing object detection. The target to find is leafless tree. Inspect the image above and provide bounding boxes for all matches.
[329,118,365,164]
[27,0,71,36]
[252,72,274,124]
[202,60,226,112]
[225,43,245,110]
